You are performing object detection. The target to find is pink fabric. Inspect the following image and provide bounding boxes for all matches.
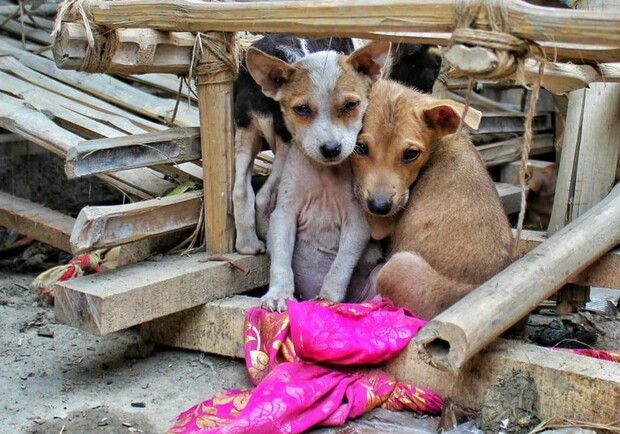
[559,348,620,363]
[170,297,442,434]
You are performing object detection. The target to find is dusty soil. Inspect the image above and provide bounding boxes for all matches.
[0,271,250,434]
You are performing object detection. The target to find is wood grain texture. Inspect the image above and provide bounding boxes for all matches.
[70,191,202,253]
[65,127,201,178]
[163,295,620,424]
[415,184,620,372]
[197,32,236,254]
[0,191,74,252]
[83,0,620,47]
[478,134,554,168]
[53,252,268,335]
[516,229,620,289]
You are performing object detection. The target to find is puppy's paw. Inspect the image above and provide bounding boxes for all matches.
[235,235,266,255]
[318,284,346,303]
[261,287,294,312]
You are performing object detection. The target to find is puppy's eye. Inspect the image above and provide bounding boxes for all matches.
[354,142,369,156]
[341,100,360,114]
[402,149,420,163]
[293,104,312,117]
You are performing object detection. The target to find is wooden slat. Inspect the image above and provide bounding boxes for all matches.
[0,133,46,157]
[53,252,269,335]
[0,40,167,132]
[81,0,620,47]
[477,112,553,135]
[70,191,202,253]
[0,38,199,127]
[147,295,620,424]
[478,134,554,167]
[0,91,173,199]
[65,127,201,178]
[517,229,620,289]
[0,191,74,252]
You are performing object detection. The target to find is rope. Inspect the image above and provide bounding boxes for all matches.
[443,0,546,255]
[189,32,239,87]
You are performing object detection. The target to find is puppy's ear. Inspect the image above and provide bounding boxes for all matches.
[246,48,296,100]
[423,100,482,136]
[347,41,391,81]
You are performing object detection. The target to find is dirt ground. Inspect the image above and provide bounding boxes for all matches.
[0,271,251,434]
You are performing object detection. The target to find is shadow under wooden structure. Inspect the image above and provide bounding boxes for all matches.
[1,0,619,424]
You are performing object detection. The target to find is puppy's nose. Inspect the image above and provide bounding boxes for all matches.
[367,197,392,215]
[320,141,342,159]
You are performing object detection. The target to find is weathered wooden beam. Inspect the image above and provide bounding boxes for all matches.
[70,191,202,254]
[478,134,554,168]
[197,33,236,253]
[54,252,269,335]
[415,184,620,373]
[75,0,620,47]
[0,191,74,252]
[154,295,619,424]
[53,22,194,74]
[65,127,201,178]
[516,229,620,289]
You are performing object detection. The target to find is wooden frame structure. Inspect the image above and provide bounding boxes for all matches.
[0,0,618,424]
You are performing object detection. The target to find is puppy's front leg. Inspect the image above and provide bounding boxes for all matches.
[262,183,297,312]
[319,204,370,302]
[256,137,289,239]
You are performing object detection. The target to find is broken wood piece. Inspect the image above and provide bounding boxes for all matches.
[54,252,268,335]
[65,127,201,178]
[53,22,195,74]
[0,191,74,252]
[415,183,620,373]
[70,191,202,254]
[151,295,619,424]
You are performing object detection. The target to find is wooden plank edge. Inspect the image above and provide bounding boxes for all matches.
[54,253,268,335]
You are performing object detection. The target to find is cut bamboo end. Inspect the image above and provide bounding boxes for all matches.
[415,184,620,373]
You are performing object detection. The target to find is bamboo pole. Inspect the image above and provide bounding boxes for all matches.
[414,184,620,373]
[79,0,620,47]
[196,32,236,253]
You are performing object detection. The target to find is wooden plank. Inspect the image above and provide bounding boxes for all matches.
[70,191,202,253]
[549,84,620,233]
[159,295,620,424]
[478,134,554,167]
[53,252,269,335]
[0,91,173,199]
[477,112,552,135]
[415,184,620,372]
[81,0,620,47]
[516,229,620,289]
[0,56,152,135]
[0,38,199,127]
[65,127,201,178]
[197,33,236,253]
[496,182,522,215]
[0,191,74,252]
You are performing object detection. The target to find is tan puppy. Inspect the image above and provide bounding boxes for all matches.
[351,80,514,320]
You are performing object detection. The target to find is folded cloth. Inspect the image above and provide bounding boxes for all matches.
[169,297,443,434]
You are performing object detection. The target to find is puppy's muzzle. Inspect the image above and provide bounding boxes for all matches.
[367,196,393,216]
[319,141,342,161]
